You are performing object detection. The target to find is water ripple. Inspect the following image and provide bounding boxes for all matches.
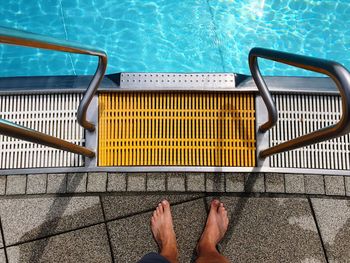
[0,0,349,77]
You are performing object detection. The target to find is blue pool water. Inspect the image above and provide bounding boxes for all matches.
[1,0,350,77]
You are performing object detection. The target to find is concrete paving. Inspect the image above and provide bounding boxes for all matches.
[0,250,5,263]
[101,194,204,220]
[219,197,326,262]
[311,198,350,262]
[1,172,348,197]
[0,196,103,246]
[0,192,348,262]
[6,224,111,263]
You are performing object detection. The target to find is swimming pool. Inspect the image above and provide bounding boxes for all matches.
[1,0,350,77]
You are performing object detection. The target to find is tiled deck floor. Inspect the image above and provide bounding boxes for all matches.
[0,173,349,262]
[1,173,350,196]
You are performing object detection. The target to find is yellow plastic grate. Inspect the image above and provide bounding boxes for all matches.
[98,92,256,166]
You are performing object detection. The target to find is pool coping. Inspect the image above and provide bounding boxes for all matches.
[0,73,339,95]
[1,172,349,198]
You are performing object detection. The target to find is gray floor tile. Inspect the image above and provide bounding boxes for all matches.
[324,176,345,196]
[311,198,350,262]
[285,174,305,194]
[0,196,103,246]
[47,174,67,194]
[107,173,126,192]
[171,199,208,262]
[244,173,265,193]
[265,173,285,193]
[187,173,205,192]
[87,172,107,192]
[225,173,245,192]
[147,173,166,192]
[345,177,350,197]
[0,177,6,195]
[305,175,325,195]
[26,174,47,195]
[6,175,26,195]
[7,224,112,263]
[107,199,207,263]
[101,193,204,220]
[0,249,5,263]
[127,173,146,191]
[167,173,186,192]
[206,173,225,192]
[66,173,87,193]
[219,197,326,263]
[107,211,157,263]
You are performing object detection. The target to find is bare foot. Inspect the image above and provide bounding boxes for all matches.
[197,199,229,254]
[151,200,178,263]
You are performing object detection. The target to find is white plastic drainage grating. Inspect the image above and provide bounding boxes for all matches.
[0,93,85,169]
[270,94,350,170]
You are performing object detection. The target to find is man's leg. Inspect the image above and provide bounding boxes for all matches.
[196,199,230,263]
[150,200,179,263]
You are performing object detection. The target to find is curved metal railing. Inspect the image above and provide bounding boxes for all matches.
[0,26,107,131]
[249,47,350,159]
[0,119,95,158]
[0,26,108,157]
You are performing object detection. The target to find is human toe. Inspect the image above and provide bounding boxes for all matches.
[161,200,170,211]
[151,216,156,224]
[158,202,164,213]
[211,199,220,210]
[218,203,226,213]
[156,206,162,216]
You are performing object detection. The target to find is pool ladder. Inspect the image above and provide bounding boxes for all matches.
[1,26,350,172]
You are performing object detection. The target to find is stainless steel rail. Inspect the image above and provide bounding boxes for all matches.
[249,47,350,159]
[0,26,107,131]
[0,26,107,157]
[0,119,94,157]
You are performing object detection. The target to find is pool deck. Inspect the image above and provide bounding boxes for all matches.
[0,173,349,262]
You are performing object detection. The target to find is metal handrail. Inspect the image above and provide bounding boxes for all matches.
[0,119,94,157]
[0,26,107,131]
[249,47,350,159]
[0,26,108,157]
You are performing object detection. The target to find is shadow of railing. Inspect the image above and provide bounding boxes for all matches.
[219,173,258,252]
[18,174,86,263]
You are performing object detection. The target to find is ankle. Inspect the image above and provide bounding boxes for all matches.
[160,250,178,263]
[197,239,217,255]
[160,243,178,262]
